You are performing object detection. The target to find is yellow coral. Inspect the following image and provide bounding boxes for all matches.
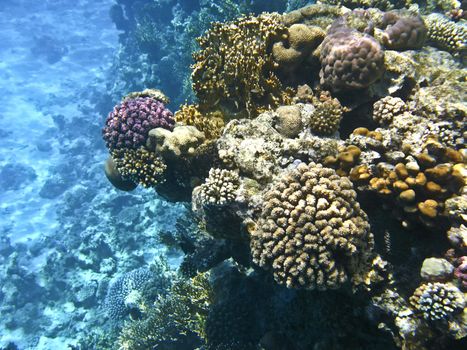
[174,104,224,140]
[192,14,288,117]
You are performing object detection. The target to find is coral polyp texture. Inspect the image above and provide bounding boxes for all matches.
[102,96,175,151]
[112,148,166,188]
[424,13,467,54]
[319,18,385,92]
[199,168,240,207]
[381,13,427,50]
[410,282,465,322]
[372,96,407,125]
[250,162,374,290]
[104,268,154,320]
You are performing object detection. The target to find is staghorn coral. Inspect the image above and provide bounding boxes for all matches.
[104,268,154,320]
[174,104,225,140]
[112,148,166,188]
[192,13,289,117]
[410,282,465,322]
[118,273,212,350]
[198,168,240,207]
[250,162,374,290]
[373,96,407,126]
[380,13,427,50]
[319,18,385,92]
[424,13,467,55]
[102,96,175,151]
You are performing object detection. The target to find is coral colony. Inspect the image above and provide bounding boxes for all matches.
[100,2,466,349]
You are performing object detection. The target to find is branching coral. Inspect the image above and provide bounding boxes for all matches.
[102,96,175,151]
[250,162,374,290]
[111,148,167,188]
[199,168,240,207]
[410,282,465,322]
[174,104,225,140]
[192,13,289,117]
[424,13,467,54]
[118,273,213,350]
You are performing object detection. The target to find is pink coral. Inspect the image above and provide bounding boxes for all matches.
[103,97,175,151]
[454,256,467,291]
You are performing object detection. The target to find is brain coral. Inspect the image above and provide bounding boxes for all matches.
[250,162,374,290]
[103,97,175,151]
[410,282,465,321]
[319,18,385,92]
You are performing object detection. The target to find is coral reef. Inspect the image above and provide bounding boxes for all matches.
[373,96,407,126]
[410,282,465,322]
[192,13,289,117]
[319,17,385,91]
[198,168,240,207]
[380,12,427,50]
[424,13,467,55]
[250,162,374,290]
[102,96,175,151]
[111,148,166,188]
[174,104,224,140]
[104,268,155,320]
[117,272,212,350]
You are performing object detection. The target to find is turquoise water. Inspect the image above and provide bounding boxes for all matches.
[0,1,465,349]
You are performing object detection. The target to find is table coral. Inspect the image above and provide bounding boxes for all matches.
[250,162,374,290]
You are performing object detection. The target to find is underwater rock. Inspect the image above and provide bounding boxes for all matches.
[420,257,454,282]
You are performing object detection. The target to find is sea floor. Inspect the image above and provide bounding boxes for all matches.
[0,1,184,348]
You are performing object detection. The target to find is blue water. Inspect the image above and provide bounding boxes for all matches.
[0,1,187,348]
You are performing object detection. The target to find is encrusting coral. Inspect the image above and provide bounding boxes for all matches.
[250,162,374,290]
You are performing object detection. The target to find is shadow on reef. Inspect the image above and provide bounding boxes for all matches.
[94,1,467,349]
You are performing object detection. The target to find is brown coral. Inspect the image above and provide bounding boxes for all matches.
[319,18,385,92]
[112,148,166,188]
[174,104,224,140]
[250,162,374,290]
[192,14,289,117]
[381,13,427,50]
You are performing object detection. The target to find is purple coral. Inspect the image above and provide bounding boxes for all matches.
[454,256,467,291]
[103,97,175,151]
[319,18,384,92]
[381,13,427,50]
